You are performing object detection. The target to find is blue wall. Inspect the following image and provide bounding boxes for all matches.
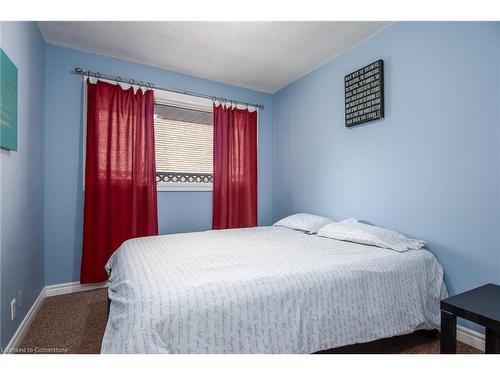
[0,22,45,348]
[43,44,273,285]
[158,192,212,235]
[273,22,500,329]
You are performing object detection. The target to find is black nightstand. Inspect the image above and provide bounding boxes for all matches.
[440,283,500,354]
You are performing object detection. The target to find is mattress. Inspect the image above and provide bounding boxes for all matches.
[101,226,447,353]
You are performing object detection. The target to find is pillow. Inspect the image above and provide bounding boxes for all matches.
[316,218,426,252]
[273,213,334,234]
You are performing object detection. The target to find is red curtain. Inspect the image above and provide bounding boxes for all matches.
[81,80,158,283]
[212,104,258,229]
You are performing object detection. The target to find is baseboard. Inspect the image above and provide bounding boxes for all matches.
[4,281,107,353]
[3,288,45,353]
[44,281,107,297]
[457,325,485,352]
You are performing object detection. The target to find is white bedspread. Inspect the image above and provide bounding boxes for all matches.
[101,226,447,353]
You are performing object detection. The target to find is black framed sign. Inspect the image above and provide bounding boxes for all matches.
[344,59,384,127]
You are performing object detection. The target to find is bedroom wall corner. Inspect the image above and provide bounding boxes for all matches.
[0,21,46,350]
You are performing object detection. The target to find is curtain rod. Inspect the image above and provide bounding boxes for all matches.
[72,67,264,110]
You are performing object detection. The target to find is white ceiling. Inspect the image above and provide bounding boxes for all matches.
[38,21,391,93]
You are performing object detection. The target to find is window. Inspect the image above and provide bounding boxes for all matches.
[154,91,213,191]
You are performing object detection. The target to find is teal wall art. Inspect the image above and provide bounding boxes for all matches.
[1,48,18,150]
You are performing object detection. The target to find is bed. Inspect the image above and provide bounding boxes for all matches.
[101,226,447,353]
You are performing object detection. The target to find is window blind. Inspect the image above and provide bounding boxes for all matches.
[154,104,213,175]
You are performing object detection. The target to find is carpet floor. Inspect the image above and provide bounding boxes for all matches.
[17,288,481,354]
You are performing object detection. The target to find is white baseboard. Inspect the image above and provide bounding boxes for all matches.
[457,325,485,352]
[4,281,107,353]
[3,288,45,353]
[44,281,107,297]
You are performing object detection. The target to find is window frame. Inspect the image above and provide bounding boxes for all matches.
[153,89,214,192]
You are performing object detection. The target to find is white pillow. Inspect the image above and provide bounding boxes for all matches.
[273,213,334,234]
[316,218,426,252]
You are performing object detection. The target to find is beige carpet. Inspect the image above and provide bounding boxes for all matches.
[17,288,481,354]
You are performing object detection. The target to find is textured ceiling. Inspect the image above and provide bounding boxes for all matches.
[38,21,391,93]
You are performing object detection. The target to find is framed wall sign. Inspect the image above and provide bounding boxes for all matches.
[344,59,384,127]
[1,48,18,150]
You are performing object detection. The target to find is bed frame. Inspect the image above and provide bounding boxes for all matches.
[107,296,111,319]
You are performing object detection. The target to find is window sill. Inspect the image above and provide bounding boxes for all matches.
[157,183,213,192]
